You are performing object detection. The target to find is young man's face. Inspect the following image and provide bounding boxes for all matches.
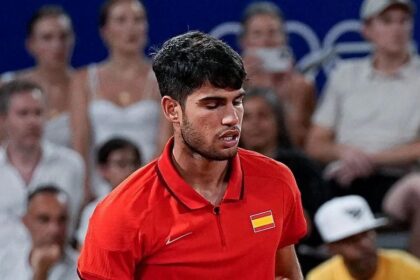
[178,84,245,161]
[363,6,412,56]
[241,14,286,49]
[4,90,45,149]
[23,193,68,251]
[100,147,140,188]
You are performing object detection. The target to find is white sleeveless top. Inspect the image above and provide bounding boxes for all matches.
[0,72,72,148]
[87,64,160,163]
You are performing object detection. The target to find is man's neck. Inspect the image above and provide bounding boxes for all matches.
[171,142,230,206]
[372,50,410,75]
[344,255,378,280]
[7,142,42,185]
[107,52,147,74]
[33,65,72,85]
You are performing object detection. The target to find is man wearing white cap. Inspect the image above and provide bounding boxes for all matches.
[307,195,420,280]
[306,0,420,213]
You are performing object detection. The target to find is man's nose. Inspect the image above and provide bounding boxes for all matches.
[222,105,240,126]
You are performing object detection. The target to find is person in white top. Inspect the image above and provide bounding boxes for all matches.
[70,0,170,201]
[0,5,75,147]
[306,0,420,212]
[0,186,79,280]
[0,80,84,241]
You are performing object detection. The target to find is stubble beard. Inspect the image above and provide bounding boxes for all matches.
[180,116,238,161]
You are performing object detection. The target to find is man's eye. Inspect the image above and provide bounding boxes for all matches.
[233,98,244,106]
[205,103,218,109]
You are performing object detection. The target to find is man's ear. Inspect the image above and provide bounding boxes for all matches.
[25,36,36,58]
[161,96,181,124]
[361,22,371,41]
[22,213,29,228]
[97,164,109,182]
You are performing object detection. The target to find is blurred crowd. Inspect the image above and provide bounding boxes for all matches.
[1,0,420,279]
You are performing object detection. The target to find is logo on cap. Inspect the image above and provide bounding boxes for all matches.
[345,207,363,219]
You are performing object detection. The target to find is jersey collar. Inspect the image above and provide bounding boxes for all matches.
[157,137,244,210]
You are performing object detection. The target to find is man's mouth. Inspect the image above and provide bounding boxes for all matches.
[219,129,241,147]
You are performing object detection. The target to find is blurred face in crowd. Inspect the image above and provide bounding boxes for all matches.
[4,90,45,150]
[329,230,378,279]
[23,193,68,251]
[101,0,148,54]
[99,147,141,188]
[27,15,74,69]
[241,13,286,49]
[363,5,412,56]
[171,84,245,161]
[241,95,278,153]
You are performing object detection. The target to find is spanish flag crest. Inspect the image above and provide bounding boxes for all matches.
[250,210,275,233]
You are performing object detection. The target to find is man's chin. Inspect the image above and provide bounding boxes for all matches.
[211,147,238,161]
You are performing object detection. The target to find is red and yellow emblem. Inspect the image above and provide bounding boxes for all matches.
[250,210,275,233]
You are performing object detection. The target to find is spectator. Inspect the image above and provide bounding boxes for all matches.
[0,186,78,280]
[383,173,420,258]
[307,195,420,280]
[70,0,167,167]
[0,80,84,239]
[70,0,169,201]
[239,1,316,147]
[1,5,75,147]
[306,0,420,212]
[76,137,141,248]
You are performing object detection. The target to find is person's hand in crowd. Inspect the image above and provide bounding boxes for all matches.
[324,147,375,187]
[242,51,265,76]
[31,244,61,280]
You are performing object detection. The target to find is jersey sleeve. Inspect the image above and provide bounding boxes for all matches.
[278,167,307,248]
[77,202,143,280]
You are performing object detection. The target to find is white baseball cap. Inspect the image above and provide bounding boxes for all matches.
[360,0,415,20]
[315,195,387,243]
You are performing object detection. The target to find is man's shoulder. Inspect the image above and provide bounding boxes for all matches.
[306,255,343,280]
[333,57,370,75]
[238,149,293,179]
[86,160,163,250]
[380,249,420,268]
[92,160,160,221]
[42,141,83,166]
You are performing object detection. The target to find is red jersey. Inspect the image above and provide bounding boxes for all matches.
[78,139,306,279]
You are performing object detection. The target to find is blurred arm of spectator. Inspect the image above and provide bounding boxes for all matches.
[383,173,420,258]
[306,125,375,186]
[370,140,420,167]
[70,69,93,202]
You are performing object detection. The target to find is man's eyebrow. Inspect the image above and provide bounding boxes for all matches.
[198,96,226,102]
[197,91,246,103]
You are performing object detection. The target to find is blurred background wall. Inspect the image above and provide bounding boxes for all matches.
[1,0,419,89]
